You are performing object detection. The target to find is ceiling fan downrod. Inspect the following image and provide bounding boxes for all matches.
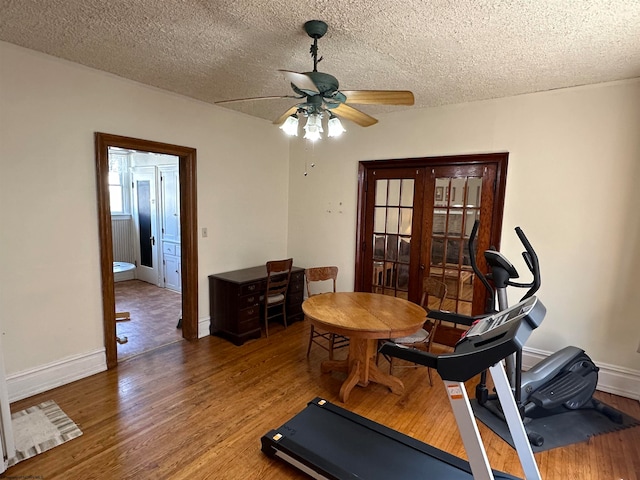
[304,20,327,72]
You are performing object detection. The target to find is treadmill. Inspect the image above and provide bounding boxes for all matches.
[261,296,546,480]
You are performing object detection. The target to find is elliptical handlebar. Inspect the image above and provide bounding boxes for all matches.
[513,227,541,299]
[469,220,496,312]
[468,220,541,304]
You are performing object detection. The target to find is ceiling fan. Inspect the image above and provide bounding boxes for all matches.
[215,20,415,138]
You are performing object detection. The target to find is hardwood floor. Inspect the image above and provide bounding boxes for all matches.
[115,280,183,360]
[6,320,640,479]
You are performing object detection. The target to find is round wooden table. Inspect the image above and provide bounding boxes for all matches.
[302,292,426,402]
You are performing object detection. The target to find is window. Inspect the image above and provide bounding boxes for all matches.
[108,150,130,214]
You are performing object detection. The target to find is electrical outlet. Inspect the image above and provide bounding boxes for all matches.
[202,227,208,238]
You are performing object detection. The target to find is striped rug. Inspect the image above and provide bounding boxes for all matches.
[8,400,82,467]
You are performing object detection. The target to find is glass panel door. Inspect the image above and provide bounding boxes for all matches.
[355,155,506,319]
[372,178,415,299]
[429,176,482,315]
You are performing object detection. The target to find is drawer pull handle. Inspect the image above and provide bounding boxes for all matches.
[247,309,254,315]
[248,285,256,291]
[247,296,255,303]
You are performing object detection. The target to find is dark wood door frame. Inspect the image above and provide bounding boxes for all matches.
[355,152,508,314]
[95,133,198,369]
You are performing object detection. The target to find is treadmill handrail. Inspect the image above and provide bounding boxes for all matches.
[383,297,546,382]
[427,309,485,326]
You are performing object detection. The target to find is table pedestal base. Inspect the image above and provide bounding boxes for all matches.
[321,337,404,402]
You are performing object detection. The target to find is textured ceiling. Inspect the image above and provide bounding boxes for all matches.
[1,0,639,124]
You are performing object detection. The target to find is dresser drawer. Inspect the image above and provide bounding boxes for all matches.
[288,302,303,318]
[238,305,260,323]
[240,281,263,296]
[287,291,304,306]
[238,307,260,333]
[163,242,177,255]
[288,272,304,294]
[239,293,260,309]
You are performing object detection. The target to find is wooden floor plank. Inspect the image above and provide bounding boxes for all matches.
[6,320,640,479]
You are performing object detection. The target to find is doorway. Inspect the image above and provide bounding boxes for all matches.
[95,133,198,368]
[355,153,507,338]
[110,149,184,358]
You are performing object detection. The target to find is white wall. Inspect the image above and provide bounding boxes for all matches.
[288,79,640,380]
[0,42,290,379]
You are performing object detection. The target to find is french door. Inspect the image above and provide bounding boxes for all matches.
[355,153,508,326]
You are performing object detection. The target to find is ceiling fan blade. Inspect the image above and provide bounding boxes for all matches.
[215,95,299,105]
[341,90,415,106]
[278,70,319,94]
[331,103,378,127]
[273,105,299,125]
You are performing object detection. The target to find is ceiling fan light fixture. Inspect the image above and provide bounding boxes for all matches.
[327,115,346,138]
[280,115,299,136]
[219,20,414,137]
[303,113,323,141]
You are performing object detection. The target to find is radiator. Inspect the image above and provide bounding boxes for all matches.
[112,217,135,263]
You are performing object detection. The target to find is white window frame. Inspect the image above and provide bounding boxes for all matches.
[108,149,131,215]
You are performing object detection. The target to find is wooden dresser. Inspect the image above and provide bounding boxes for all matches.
[209,265,305,345]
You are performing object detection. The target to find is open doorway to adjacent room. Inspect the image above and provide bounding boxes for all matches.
[95,133,198,368]
[109,147,184,360]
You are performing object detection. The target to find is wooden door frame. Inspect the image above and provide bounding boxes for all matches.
[355,152,508,312]
[95,133,198,369]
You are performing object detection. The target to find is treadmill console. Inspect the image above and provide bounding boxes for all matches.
[462,295,543,339]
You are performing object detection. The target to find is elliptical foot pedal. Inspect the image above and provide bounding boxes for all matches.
[530,370,596,409]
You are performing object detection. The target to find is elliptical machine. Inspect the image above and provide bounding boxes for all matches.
[467,221,620,446]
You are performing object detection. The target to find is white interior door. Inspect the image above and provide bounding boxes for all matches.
[160,165,181,292]
[132,167,160,285]
[160,165,180,244]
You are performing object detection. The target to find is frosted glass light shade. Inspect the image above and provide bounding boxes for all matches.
[280,115,299,136]
[303,113,323,141]
[327,116,346,137]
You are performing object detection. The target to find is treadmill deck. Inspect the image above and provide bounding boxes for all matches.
[262,397,519,480]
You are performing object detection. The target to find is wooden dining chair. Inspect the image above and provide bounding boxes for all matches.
[305,266,349,360]
[263,258,293,337]
[386,277,447,384]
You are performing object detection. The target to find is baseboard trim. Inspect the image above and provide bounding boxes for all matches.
[7,320,210,403]
[6,349,107,403]
[523,347,640,401]
[199,317,211,339]
[5,340,637,403]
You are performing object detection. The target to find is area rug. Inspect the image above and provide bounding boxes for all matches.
[8,400,83,466]
[472,398,640,453]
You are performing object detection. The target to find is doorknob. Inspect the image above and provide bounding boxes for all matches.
[150,236,155,246]
[420,264,425,270]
